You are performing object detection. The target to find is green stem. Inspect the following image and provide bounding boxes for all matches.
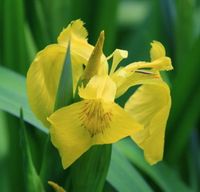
[69,144,112,192]
[39,136,64,189]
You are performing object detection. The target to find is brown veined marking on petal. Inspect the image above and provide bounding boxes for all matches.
[134,69,160,78]
[79,100,112,137]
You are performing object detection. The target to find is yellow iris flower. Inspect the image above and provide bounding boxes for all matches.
[27,19,173,169]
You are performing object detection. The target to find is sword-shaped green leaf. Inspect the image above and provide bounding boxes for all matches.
[54,43,73,111]
[19,109,45,192]
[0,66,47,133]
[39,43,73,187]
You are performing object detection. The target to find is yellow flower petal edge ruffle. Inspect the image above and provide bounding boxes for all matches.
[48,76,142,168]
[58,19,88,45]
[125,80,171,164]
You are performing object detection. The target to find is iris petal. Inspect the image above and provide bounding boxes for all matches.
[48,101,92,169]
[108,49,128,74]
[94,102,143,144]
[27,44,66,126]
[150,41,166,61]
[27,20,95,126]
[57,19,88,46]
[125,80,171,164]
[79,75,116,102]
[111,41,172,98]
[48,99,142,168]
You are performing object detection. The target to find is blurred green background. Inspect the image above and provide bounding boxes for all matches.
[0,0,200,191]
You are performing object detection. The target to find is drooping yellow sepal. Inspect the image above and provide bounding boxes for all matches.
[48,75,142,169]
[125,80,171,164]
[48,99,142,168]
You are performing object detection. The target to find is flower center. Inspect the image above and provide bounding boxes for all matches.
[79,100,112,137]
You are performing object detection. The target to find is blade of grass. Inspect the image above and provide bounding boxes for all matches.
[39,44,73,188]
[68,0,94,34]
[2,1,37,190]
[168,86,200,163]
[0,66,47,133]
[188,130,200,192]
[175,0,194,69]
[0,0,3,63]
[24,23,37,61]
[92,0,119,54]
[168,5,197,129]
[0,112,10,192]
[54,44,73,110]
[20,109,45,192]
[40,0,71,40]
[24,0,51,49]
[118,0,166,63]
[167,37,200,162]
[115,139,192,192]
[70,145,112,192]
[107,146,153,192]
[160,0,176,70]
[3,0,28,74]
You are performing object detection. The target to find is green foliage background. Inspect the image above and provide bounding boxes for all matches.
[0,0,200,191]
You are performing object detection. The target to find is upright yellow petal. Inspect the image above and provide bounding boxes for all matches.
[27,20,97,126]
[57,19,88,46]
[57,19,108,75]
[108,49,128,75]
[48,181,66,192]
[150,41,166,61]
[79,75,116,102]
[27,44,66,126]
[58,19,93,64]
[57,19,95,88]
[125,80,171,164]
[48,101,92,169]
[27,44,88,126]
